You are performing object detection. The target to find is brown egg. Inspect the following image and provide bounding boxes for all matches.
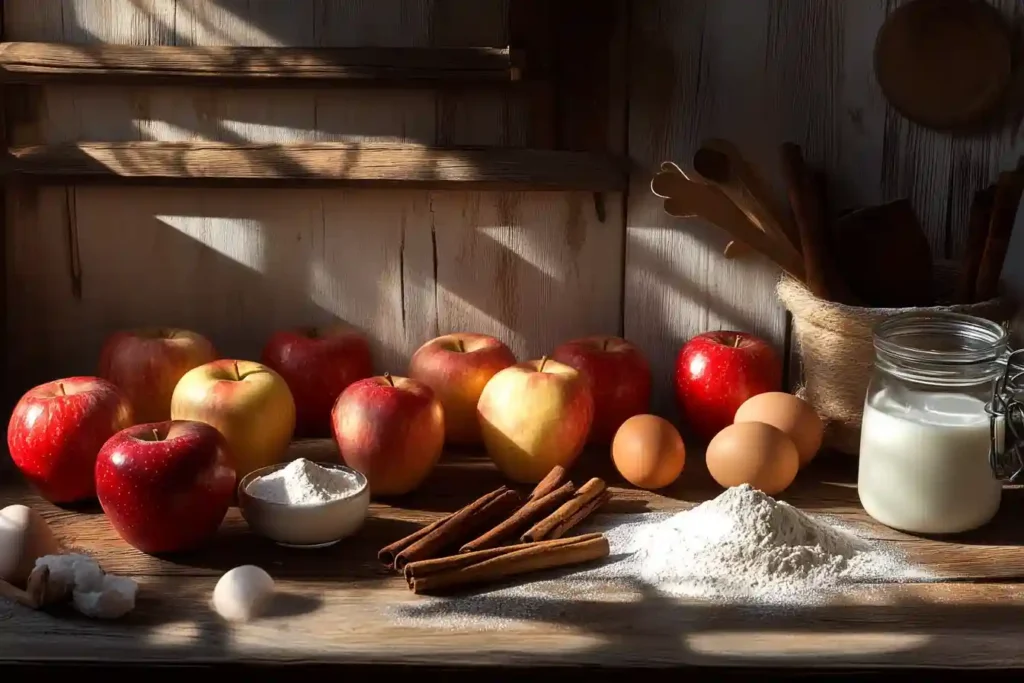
[706,422,799,495]
[0,504,60,584]
[734,392,824,467]
[611,414,686,490]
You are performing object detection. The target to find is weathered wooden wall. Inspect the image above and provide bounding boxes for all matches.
[626,0,1024,412]
[5,0,1023,417]
[4,0,622,395]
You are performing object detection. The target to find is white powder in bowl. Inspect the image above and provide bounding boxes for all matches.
[246,458,363,505]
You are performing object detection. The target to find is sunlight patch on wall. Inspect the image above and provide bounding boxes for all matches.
[477,226,563,282]
[156,215,266,273]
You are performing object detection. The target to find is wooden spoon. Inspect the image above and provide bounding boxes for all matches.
[653,165,805,280]
[654,161,756,260]
[693,139,801,253]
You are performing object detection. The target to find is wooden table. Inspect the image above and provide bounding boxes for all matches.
[3,439,1024,676]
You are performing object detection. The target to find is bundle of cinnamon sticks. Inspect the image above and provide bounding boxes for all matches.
[378,466,612,595]
[956,162,1024,304]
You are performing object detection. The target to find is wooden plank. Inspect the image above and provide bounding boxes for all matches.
[3,142,627,190]
[4,574,1024,669]
[6,445,1024,669]
[0,42,524,87]
[5,439,1024,581]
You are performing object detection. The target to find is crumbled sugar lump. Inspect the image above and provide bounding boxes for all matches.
[35,553,137,619]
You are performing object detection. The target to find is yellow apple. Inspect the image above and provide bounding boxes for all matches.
[170,359,296,478]
[477,358,594,483]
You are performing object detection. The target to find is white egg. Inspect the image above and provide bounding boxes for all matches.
[0,505,60,584]
[212,565,275,622]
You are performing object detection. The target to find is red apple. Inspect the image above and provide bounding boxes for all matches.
[95,420,236,554]
[331,374,444,497]
[8,377,133,504]
[408,333,517,444]
[675,330,782,442]
[261,325,373,438]
[477,358,594,483]
[98,327,217,424]
[551,335,651,444]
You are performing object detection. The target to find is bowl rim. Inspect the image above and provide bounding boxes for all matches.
[238,460,369,508]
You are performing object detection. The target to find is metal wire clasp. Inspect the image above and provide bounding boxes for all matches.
[987,348,1024,481]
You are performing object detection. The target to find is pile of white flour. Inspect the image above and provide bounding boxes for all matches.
[394,484,932,629]
[247,458,363,505]
[587,484,920,601]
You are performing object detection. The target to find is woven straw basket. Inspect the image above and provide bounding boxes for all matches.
[776,268,1016,455]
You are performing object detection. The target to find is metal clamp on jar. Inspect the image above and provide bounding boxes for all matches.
[858,312,1021,534]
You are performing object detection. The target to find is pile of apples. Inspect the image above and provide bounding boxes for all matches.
[6,326,372,554]
[6,321,786,556]
[4,326,658,554]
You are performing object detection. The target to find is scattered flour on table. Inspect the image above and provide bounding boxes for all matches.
[393,484,934,630]
[246,458,362,505]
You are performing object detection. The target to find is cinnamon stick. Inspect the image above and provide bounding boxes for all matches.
[975,169,1024,302]
[406,533,605,582]
[528,465,568,501]
[393,487,521,569]
[521,478,608,543]
[378,514,451,568]
[541,490,612,541]
[407,534,610,595]
[460,481,576,553]
[956,185,996,303]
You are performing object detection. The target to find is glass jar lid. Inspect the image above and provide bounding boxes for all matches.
[873,312,1008,387]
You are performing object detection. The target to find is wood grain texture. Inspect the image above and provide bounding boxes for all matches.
[3,0,624,394]
[428,0,625,362]
[0,42,523,86]
[3,141,627,190]
[5,443,1024,668]
[626,0,788,416]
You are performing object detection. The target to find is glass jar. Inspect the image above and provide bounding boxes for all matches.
[858,312,1016,534]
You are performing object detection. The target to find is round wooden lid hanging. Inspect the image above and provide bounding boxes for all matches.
[874,0,1012,131]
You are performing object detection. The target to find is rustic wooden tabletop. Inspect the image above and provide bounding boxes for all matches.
[2,439,1024,673]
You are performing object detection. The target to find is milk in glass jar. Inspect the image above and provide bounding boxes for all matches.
[858,312,1022,534]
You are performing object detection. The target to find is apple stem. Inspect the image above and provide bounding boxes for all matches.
[457,339,465,353]
[539,356,549,372]
[233,360,240,380]
[384,372,395,387]
[152,428,161,441]
[58,383,66,396]
[732,336,741,348]
[603,338,610,351]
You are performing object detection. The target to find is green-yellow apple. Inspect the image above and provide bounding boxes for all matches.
[98,327,217,424]
[477,357,594,483]
[408,333,516,445]
[332,374,444,497]
[170,360,296,479]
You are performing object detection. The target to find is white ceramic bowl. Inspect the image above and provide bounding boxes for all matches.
[237,461,369,548]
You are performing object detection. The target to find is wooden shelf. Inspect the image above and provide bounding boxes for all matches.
[0,42,523,87]
[2,142,626,191]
